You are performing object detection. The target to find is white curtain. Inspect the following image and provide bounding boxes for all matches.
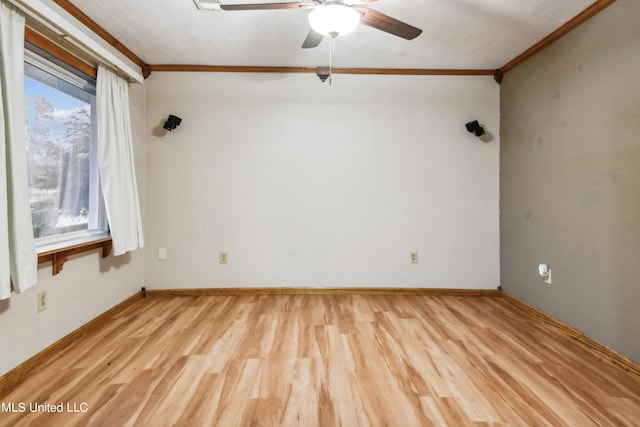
[0,1,38,300]
[97,65,144,256]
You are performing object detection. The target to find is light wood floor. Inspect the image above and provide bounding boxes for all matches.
[1,294,639,426]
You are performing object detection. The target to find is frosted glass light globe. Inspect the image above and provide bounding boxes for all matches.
[308,4,361,37]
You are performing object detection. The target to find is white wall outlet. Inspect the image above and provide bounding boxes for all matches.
[158,247,167,260]
[538,264,551,285]
[220,252,228,264]
[410,252,419,264]
[38,291,47,312]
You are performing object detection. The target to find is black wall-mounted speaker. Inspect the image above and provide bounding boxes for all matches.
[163,115,182,131]
[465,120,485,137]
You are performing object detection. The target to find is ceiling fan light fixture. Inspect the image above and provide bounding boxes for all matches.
[308,4,361,37]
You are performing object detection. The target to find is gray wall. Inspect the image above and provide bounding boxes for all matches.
[500,0,640,363]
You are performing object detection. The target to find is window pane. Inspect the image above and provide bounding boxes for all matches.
[24,55,105,241]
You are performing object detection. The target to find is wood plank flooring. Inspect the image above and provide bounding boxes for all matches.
[1,294,639,426]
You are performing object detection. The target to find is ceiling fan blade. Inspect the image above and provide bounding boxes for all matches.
[301,28,324,48]
[220,2,314,11]
[354,7,422,40]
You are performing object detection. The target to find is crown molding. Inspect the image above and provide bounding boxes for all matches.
[148,64,496,77]
[499,0,616,75]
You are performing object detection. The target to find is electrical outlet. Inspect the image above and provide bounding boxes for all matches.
[219,252,228,264]
[38,291,47,312]
[538,264,552,285]
[410,252,419,264]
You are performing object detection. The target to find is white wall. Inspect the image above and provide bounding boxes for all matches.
[0,83,145,377]
[144,72,500,289]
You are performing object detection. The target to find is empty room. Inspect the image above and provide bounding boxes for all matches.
[1,0,639,425]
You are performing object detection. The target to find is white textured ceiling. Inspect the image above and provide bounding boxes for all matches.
[67,0,596,69]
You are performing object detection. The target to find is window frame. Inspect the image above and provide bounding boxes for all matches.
[23,36,113,274]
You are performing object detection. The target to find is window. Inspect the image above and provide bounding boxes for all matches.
[24,47,108,247]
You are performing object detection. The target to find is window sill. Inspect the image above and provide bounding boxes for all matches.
[37,235,112,275]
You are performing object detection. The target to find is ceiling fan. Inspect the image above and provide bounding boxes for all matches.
[216,0,422,49]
